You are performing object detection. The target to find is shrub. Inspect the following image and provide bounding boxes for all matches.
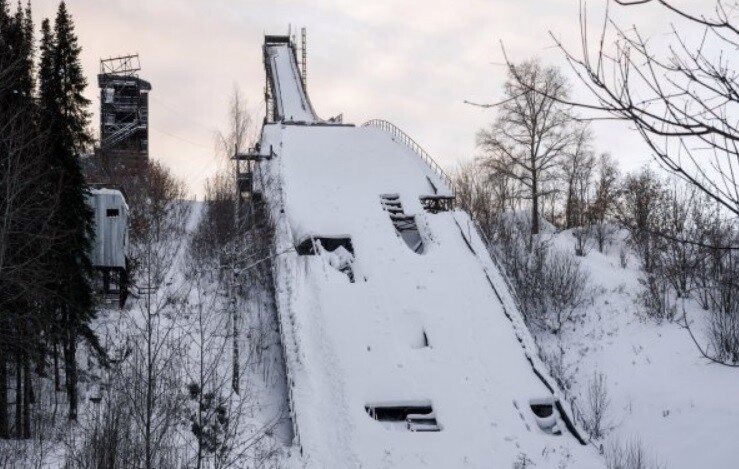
[582,371,610,440]
[605,438,663,469]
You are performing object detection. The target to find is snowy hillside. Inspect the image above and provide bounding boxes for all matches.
[539,230,739,469]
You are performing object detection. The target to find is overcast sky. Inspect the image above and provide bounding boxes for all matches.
[31,0,705,197]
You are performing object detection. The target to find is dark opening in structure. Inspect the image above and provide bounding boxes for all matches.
[420,195,454,213]
[365,401,440,432]
[530,403,553,419]
[295,236,355,282]
[295,236,354,255]
[106,208,120,217]
[529,398,561,435]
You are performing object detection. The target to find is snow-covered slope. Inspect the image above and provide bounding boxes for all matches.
[264,41,317,123]
[255,37,601,468]
[544,230,739,469]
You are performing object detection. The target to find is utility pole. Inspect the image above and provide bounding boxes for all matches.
[144,230,153,469]
[231,145,241,395]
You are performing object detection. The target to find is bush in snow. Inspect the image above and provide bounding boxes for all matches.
[705,249,739,364]
[618,168,665,276]
[485,214,591,334]
[573,226,590,257]
[638,271,676,322]
[540,344,577,400]
[581,371,611,440]
[186,382,230,463]
[588,153,620,254]
[708,305,739,365]
[513,241,590,334]
[618,246,628,269]
[605,438,663,469]
[544,250,591,334]
[512,452,536,469]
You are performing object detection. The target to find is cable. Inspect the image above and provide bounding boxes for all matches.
[150,95,217,132]
[151,127,212,149]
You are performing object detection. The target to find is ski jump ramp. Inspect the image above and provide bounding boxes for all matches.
[255,35,601,468]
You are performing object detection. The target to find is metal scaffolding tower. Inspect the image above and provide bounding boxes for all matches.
[98,54,151,174]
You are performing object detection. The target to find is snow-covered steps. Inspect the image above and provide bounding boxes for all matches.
[380,194,425,254]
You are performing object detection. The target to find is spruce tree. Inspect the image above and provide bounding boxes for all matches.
[38,17,53,110]
[0,0,11,440]
[0,0,47,439]
[0,0,39,440]
[40,0,100,421]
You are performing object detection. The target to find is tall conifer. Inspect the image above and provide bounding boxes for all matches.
[40,1,99,421]
[0,0,42,439]
[0,0,12,440]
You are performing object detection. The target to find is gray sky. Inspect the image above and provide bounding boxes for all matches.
[32,0,697,197]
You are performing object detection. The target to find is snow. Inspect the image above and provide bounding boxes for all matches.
[257,120,602,466]
[542,230,739,469]
[251,32,738,469]
[7,201,293,468]
[265,43,317,123]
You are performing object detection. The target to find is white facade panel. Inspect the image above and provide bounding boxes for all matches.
[87,188,129,269]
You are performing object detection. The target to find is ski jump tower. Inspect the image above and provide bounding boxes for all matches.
[98,54,151,175]
[252,32,601,468]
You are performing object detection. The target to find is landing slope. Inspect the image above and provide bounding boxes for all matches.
[258,123,602,468]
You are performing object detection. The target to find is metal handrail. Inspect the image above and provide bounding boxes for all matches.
[102,121,139,150]
[362,119,455,196]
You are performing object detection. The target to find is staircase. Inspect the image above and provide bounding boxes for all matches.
[380,194,424,254]
[102,120,139,150]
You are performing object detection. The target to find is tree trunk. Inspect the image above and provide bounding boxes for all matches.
[565,186,574,229]
[53,338,60,393]
[233,296,240,395]
[63,324,78,421]
[531,173,540,236]
[22,353,31,439]
[0,349,8,438]
[15,350,22,437]
[145,315,153,469]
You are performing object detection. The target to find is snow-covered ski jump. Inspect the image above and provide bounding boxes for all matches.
[253,34,601,468]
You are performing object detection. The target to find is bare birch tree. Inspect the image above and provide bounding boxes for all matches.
[476,59,575,235]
